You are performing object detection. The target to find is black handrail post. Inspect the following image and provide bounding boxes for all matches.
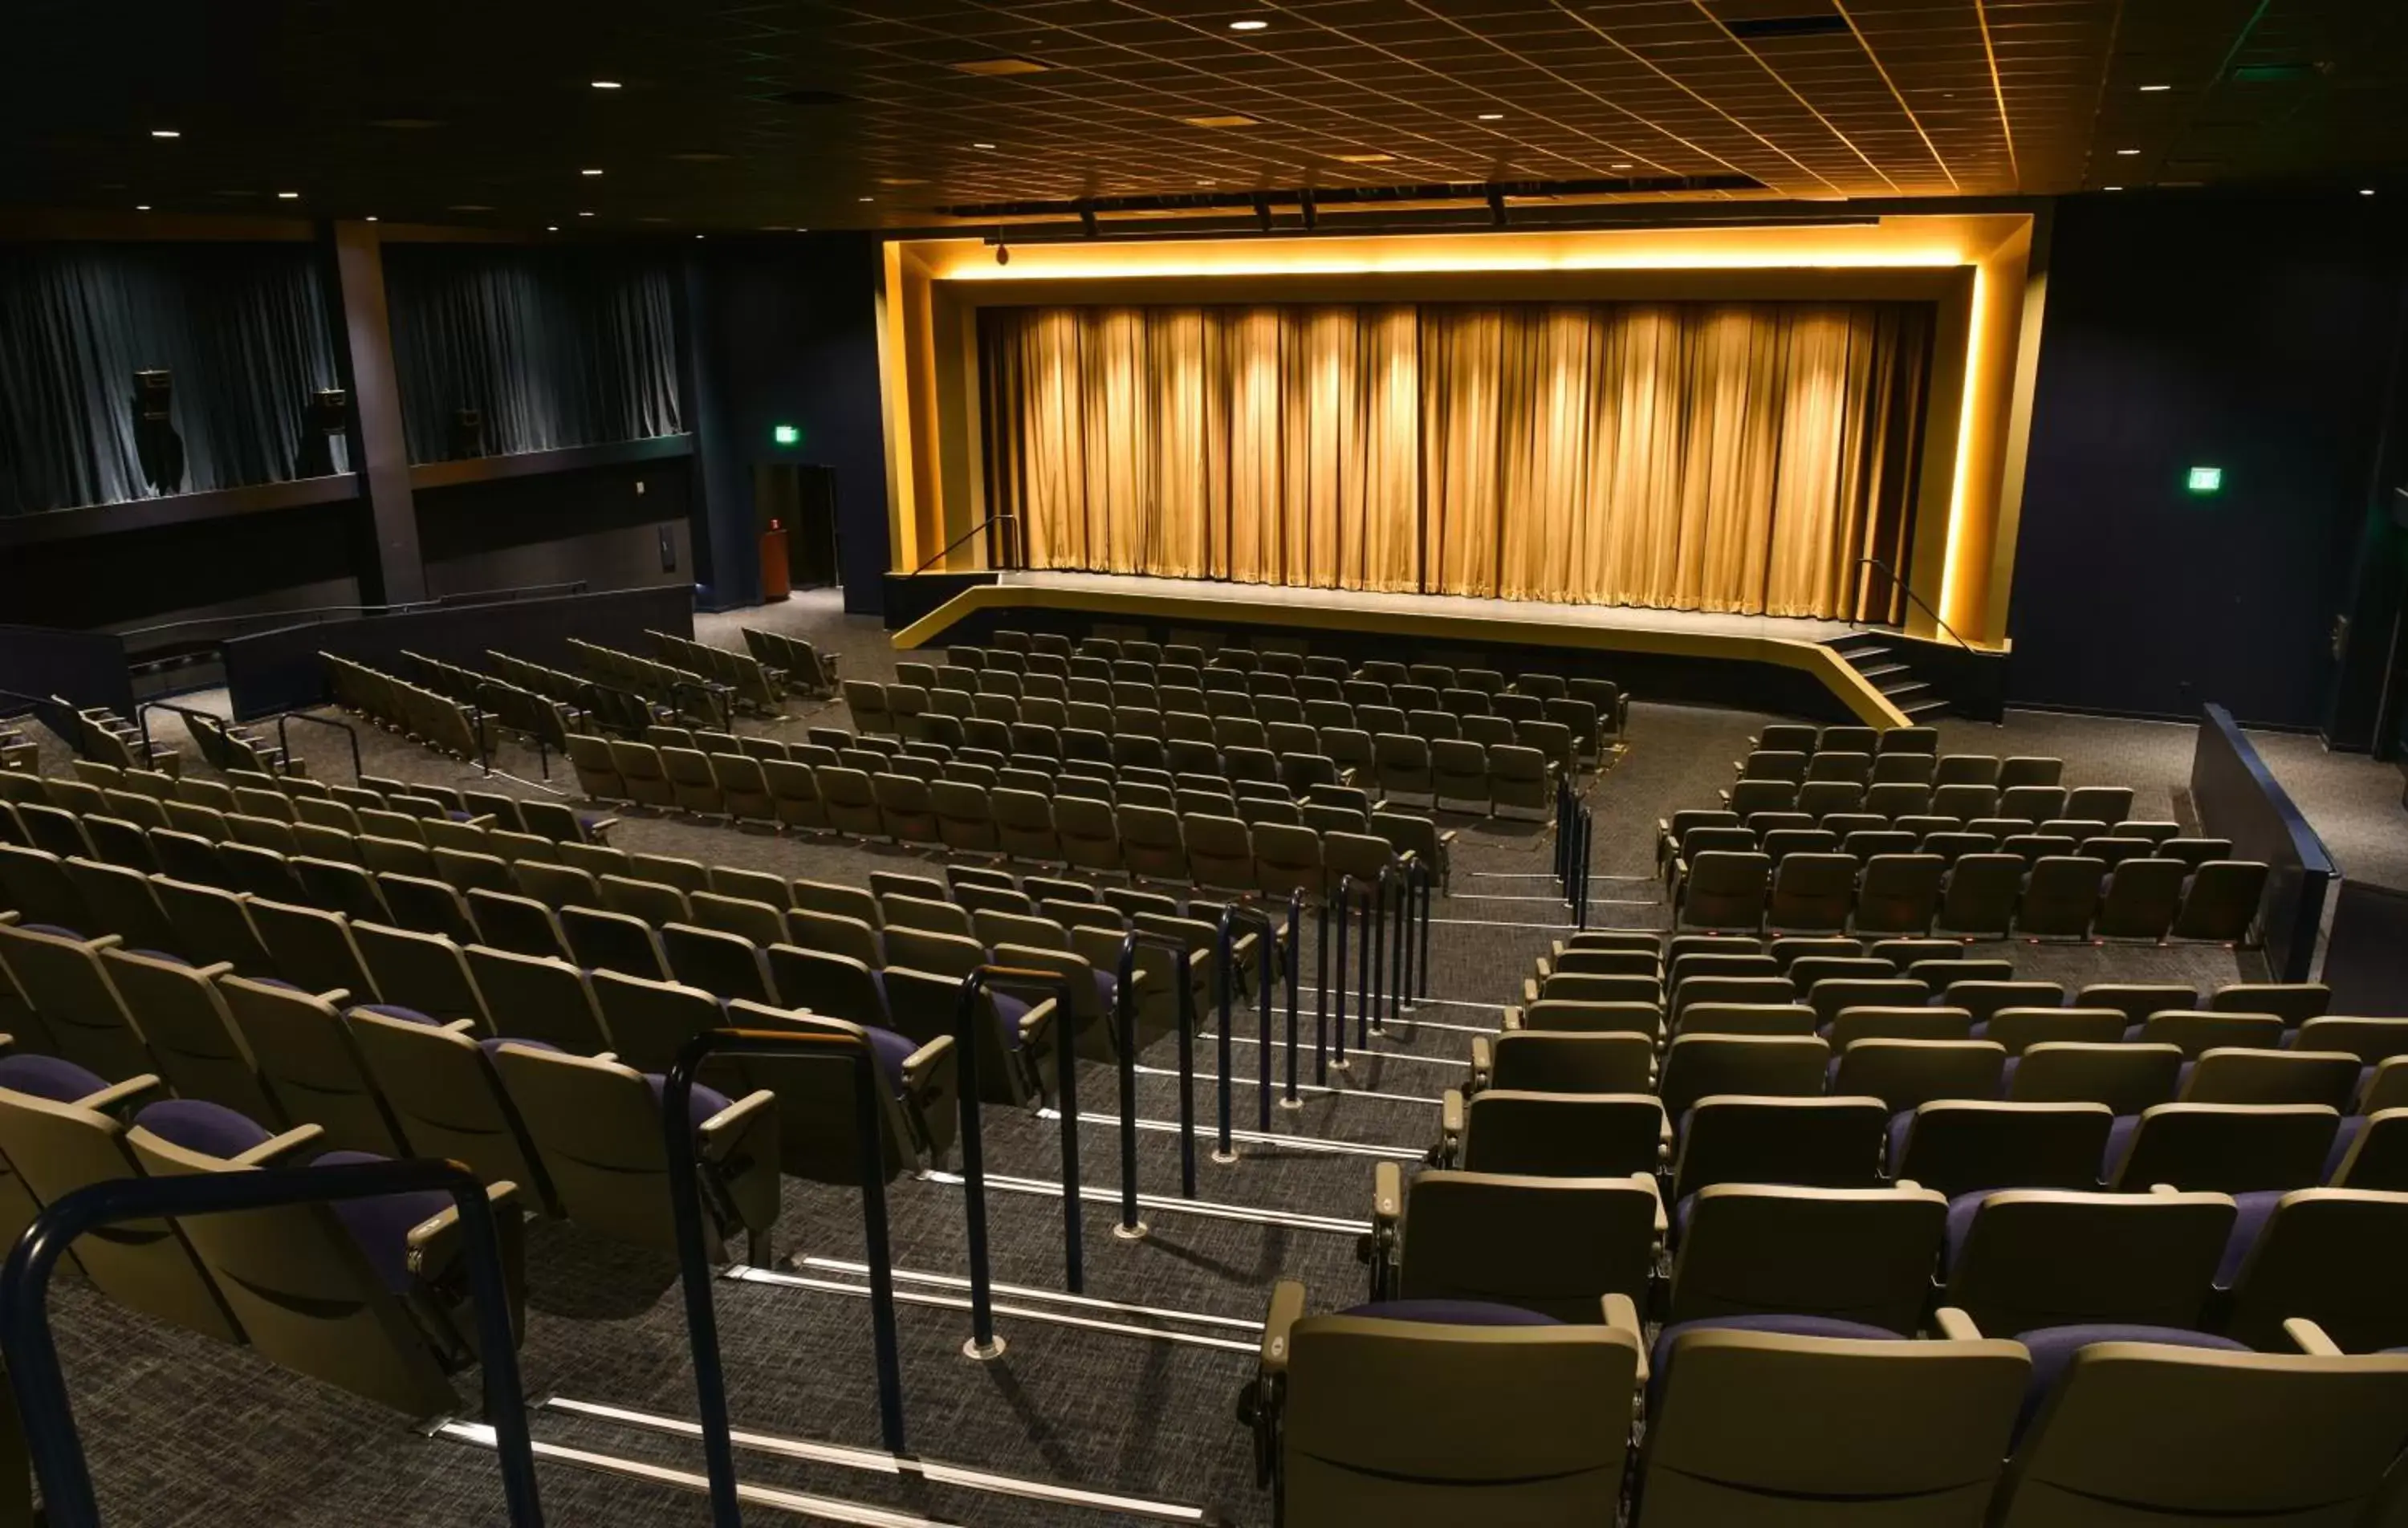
[1051,965,1085,1293]
[1579,807,1595,931]
[1172,945,1198,1198]
[1257,903,1276,1130]
[1282,889,1304,1111]
[1377,866,1397,1044]
[1112,936,1148,1241]
[2,1161,543,1528]
[1389,864,1409,1020]
[1355,875,1374,1051]
[1213,907,1242,1164]
[663,1026,909,1509]
[950,971,1006,1361]
[1418,860,1434,999]
[1329,875,1350,1073]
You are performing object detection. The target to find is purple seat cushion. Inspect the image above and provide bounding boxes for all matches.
[2327,1116,2366,1183]
[2105,1114,2142,1177]
[18,925,82,941]
[1886,1110,1917,1174]
[989,990,1031,1050]
[865,1026,918,1092]
[0,1054,112,1103]
[1341,1299,1560,1327]
[135,1099,274,1157]
[645,1075,735,1130]
[310,1148,454,1294]
[251,977,307,993]
[127,949,192,967]
[1651,1314,1898,1412]
[1944,1191,1995,1270]
[2217,1190,2285,1286]
[2015,1324,2247,1444]
[1999,1055,2020,1092]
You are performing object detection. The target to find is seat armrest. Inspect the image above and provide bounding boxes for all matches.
[1372,1160,1403,1226]
[1934,1307,1984,1342]
[902,1033,955,1086]
[77,1072,165,1115]
[408,1180,527,1340]
[193,960,236,980]
[697,1087,779,1154]
[441,1018,479,1036]
[0,912,16,927]
[87,933,124,950]
[1635,1172,1668,1239]
[1013,995,1060,1049]
[1533,957,1554,982]
[1438,829,1458,847]
[2285,1318,2341,1356]
[1438,1089,1465,1166]
[1500,1005,1523,1033]
[234,1122,326,1166]
[1602,1292,1645,1380]
[1261,1279,1306,1376]
[1521,977,1540,1007]
[1468,1034,1493,1094]
[317,987,352,1006]
[582,816,621,841]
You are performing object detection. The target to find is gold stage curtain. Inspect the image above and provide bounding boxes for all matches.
[982,299,1927,620]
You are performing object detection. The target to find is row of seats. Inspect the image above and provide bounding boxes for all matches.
[977,625,1632,738]
[848,676,1609,772]
[567,636,746,726]
[397,648,582,757]
[324,653,495,762]
[480,647,665,739]
[1248,1273,2408,1525]
[737,626,840,697]
[1743,720,1942,758]
[1733,746,2059,789]
[1671,844,2265,941]
[563,733,1456,892]
[1662,810,2227,880]
[1719,774,2140,825]
[647,627,790,714]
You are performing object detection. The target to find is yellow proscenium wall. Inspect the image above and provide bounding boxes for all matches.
[881,213,2038,646]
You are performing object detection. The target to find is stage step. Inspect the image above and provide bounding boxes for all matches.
[1902,697,1951,721]
[1879,679,1932,704]
[1857,662,1911,682]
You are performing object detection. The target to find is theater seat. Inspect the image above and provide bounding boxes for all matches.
[1243,1279,1642,1527]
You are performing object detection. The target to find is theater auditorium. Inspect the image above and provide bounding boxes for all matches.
[4,2,2408,1524]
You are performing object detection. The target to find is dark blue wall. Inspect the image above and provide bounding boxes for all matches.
[685,234,892,615]
[2007,196,2403,727]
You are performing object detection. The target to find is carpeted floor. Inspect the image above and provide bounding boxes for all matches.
[27,595,2291,1526]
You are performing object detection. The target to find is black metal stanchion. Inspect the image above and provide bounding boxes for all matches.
[663,1027,909,1510]
[950,967,1070,1355]
[1365,871,1386,1042]
[1330,875,1351,1073]
[1283,888,1304,1112]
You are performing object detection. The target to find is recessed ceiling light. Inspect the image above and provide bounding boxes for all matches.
[1198,179,1218,186]
[591,79,622,90]
[277,191,300,200]
[2116,148,2141,156]
[1610,162,1633,170]
[150,129,180,139]
[2362,188,2377,197]
[973,141,996,149]
[1229,18,1268,30]
[1477,112,1504,121]
[695,233,706,238]
[135,204,151,211]
[950,56,1048,77]
[365,215,379,222]
[1334,153,1394,164]
[581,168,604,177]
[877,177,926,186]
[2103,185,2124,192]
[1182,114,1259,128]
[547,224,559,231]
[859,195,873,202]
[2138,83,2170,92]
[578,210,595,217]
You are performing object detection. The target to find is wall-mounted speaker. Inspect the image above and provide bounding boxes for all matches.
[130,368,184,493]
[452,407,486,458]
[307,388,349,433]
[133,368,173,421]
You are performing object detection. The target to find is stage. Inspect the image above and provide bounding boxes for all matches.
[885,569,1982,726]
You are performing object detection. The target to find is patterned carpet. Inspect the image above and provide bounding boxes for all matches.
[31,590,2270,1526]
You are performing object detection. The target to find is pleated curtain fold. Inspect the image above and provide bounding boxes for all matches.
[983,299,1926,621]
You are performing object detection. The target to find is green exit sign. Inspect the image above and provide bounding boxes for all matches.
[772,424,800,446]
[2187,465,2223,494]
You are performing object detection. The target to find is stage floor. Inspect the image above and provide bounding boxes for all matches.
[999,570,1873,645]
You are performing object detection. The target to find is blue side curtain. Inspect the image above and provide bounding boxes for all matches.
[384,245,683,464]
[0,242,343,517]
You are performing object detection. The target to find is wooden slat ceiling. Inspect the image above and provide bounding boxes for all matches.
[3,0,2402,230]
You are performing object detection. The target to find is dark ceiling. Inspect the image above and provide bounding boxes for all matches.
[4,0,2403,233]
